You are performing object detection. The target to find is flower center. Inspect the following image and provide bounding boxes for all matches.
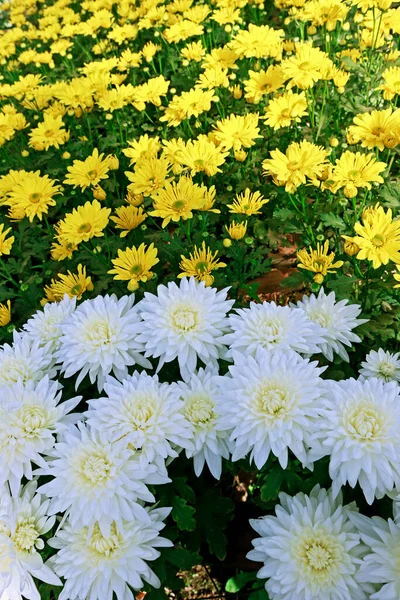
[84,318,114,347]
[183,394,216,427]
[18,405,48,438]
[44,129,56,137]
[86,169,98,180]
[81,453,112,484]
[29,192,42,203]
[89,523,122,558]
[78,223,92,233]
[299,61,312,70]
[130,263,143,275]
[255,382,291,419]
[307,309,331,328]
[257,318,283,344]
[125,395,155,429]
[13,519,42,553]
[295,531,342,585]
[371,233,385,247]
[348,169,361,180]
[287,160,301,171]
[172,199,186,211]
[378,360,396,378]
[170,306,199,333]
[344,402,384,440]
[195,261,209,274]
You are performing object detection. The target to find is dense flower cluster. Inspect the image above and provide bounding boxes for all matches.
[1,0,400,596]
[0,278,400,598]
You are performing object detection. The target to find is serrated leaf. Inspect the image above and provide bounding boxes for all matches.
[225,571,256,593]
[260,467,285,502]
[320,212,346,230]
[171,496,196,531]
[163,546,201,570]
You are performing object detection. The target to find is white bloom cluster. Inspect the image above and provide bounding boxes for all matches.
[2,277,399,600]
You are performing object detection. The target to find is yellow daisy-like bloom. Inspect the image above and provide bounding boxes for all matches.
[243,66,285,104]
[0,224,15,256]
[376,66,400,100]
[160,88,217,127]
[56,200,111,246]
[229,24,284,59]
[110,205,146,237]
[263,140,328,193]
[64,148,110,191]
[263,90,308,130]
[150,177,205,228]
[122,135,160,166]
[344,206,400,268]
[226,220,248,240]
[28,115,70,151]
[180,40,205,62]
[297,241,344,283]
[125,157,172,197]
[108,243,159,291]
[42,264,94,304]
[281,43,332,89]
[199,185,221,214]
[7,171,61,222]
[179,136,228,177]
[227,189,269,215]
[213,113,261,151]
[50,241,78,261]
[347,108,400,151]
[0,300,11,326]
[393,265,400,288]
[196,66,230,90]
[331,151,387,198]
[178,241,227,286]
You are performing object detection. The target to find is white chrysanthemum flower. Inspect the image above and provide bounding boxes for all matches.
[309,377,400,504]
[86,371,193,466]
[222,301,324,358]
[293,289,367,361]
[48,506,172,600]
[134,277,234,381]
[0,332,56,388]
[37,423,169,536]
[360,349,400,383]
[23,295,76,353]
[174,367,231,479]
[0,481,61,600]
[0,377,81,496]
[348,511,400,599]
[247,486,372,600]
[218,348,326,469]
[56,294,152,391]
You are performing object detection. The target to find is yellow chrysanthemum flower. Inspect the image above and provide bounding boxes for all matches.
[0,224,15,256]
[150,177,205,228]
[0,300,11,327]
[297,241,344,283]
[376,66,400,100]
[347,108,400,151]
[344,206,400,268]
[281,43,332,89]
[263,140,328,193]
[50,241,78,261]
[229,24,284,59]
[179,136,228,177]
[108,243,159,291]
[42,264,94,304]
[227,189,269,215]
[56,200,111,245]
[331,151,387,198]
[243,66,285,104]
[226,221,248,240]
[110,205,146,237]
[178,241,227,286]
[263,90,308,130]
[7,171,61,222]
[122,135,161,166]
[64,148,110,191]
[125,157,172,197]
[28,114,70,151]
[213,113,261,151]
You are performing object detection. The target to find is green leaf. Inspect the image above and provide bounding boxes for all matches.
[320,212,346,230]
[171,496,196,531]
[225,571,257,593]
[249,588,270,600]
[279,269,306,290]
[163,546,201,570]
[260,466,285,502]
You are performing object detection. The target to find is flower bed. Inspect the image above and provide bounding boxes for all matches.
[1,0,400,597]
